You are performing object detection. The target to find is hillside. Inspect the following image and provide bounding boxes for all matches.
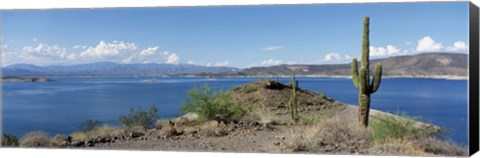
[217,53,468,77]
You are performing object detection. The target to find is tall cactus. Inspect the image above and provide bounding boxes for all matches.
[351,16,383,127]
[289,74,299,123]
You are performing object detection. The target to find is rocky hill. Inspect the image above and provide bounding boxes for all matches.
[217,53,468,77]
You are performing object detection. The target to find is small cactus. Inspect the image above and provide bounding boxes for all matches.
[289,74,299,123]
[351,16,383,127]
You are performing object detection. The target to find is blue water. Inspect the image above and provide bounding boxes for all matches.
[1,77,468,146]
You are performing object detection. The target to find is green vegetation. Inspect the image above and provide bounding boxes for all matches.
[78,119,104,132]
[351,16,383,127]
[298,114,321,125]
[118,105,159,129]
[369,113,431,143]
[289,74,299,123]
[182,84,246,123]
[310,92,326,103]
[2,133,19,147]
[242,85,257,94]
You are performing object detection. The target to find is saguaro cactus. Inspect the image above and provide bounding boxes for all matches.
[289,74,299,123]
[351,16,383,127]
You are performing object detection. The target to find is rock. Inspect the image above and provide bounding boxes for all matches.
[71,140,84,147]
[85,139,94,147]
[154,126,182,138]
[155,120,169,129]
[94,137,107,144]
[130,131,145,139]
[200,120,219,130]
[173,112,199,125]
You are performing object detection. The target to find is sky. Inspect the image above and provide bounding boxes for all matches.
[0,2,470,68]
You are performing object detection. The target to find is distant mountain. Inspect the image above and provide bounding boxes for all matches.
[2,62,239,76]
[214,53,468,77]
[2,53,468,77]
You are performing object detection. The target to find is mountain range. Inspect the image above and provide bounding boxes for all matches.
[2,62,238,76]
[1,53,468,77]
[221,52,468,77]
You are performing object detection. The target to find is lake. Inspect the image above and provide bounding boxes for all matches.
[1,77,468,146]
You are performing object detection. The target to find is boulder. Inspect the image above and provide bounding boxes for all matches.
[173,112,199,125]
[129,131,145,139]
[71,140,84,147]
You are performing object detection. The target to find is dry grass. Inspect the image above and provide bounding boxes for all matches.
[19,131,52,147]
[286,115,370,154]
[70,125,128,141]
[368,139,429,156]
[51,134,66,147]
[414,137,468,156]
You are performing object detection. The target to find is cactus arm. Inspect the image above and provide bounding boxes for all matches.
[371,64,382,93]
[359,67,369,94]
[351,58,359,88]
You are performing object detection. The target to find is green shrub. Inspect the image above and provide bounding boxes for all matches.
[369,113,429,143]
[2,133,19,147]
[310,92,327,103]
[298,114,322,125]
[119,105,159,129]
[182,84,246,123]
[242,86,257,94]
[20,131,52,147]
[78,119,104,132]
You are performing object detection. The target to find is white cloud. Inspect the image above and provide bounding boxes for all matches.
[446,41,468,52]
[139,47,159,56]
[163,51,179,64]
[215,60,229,67]
[33,38,38,42]
[370,45,401,57]
[261,46,285,51]
[121,55,135,64]
[416,36,444,52]
[344,54,353,60]
[323,52,342,61]
[22,43,75,60]
[260,59,283,65]
[206,60,230,67]
[73,45,88,49]
[79,41,138,59]
[187,60,195,64]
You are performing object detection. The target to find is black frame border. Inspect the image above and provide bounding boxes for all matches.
[469,2,479,156]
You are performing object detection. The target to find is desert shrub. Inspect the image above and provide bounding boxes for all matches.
[369,113,430,143]
[51,134,66,147]
[19,131,52,147]
[78,119,104,132]
[368,139,427,156]
[119,105,159,129]
[242,85,257,94]
[88,125,128,139]
[70,125,128,141]
[2,133,19,147]
[69,132,88,141]
[298,114,322,125]
[414,137,467,156]
[182,84,246,123]
[287,116,370,153]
